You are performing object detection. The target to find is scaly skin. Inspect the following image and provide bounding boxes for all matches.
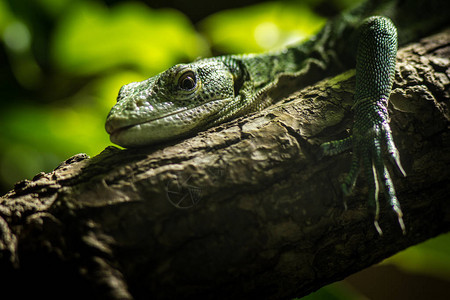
[320,17,406,235]
[105,47,312,146]
[105,16,405,235]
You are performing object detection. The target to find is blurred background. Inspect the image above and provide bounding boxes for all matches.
[0,0,448,298]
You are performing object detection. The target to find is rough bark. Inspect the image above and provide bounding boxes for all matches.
[0,29,449,300]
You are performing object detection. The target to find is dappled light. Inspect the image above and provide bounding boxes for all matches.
[200,2,326,53]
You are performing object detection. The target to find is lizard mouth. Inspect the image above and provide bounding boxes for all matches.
[106,123,133,137]
[105,107,188,136]
[105,99,230,147]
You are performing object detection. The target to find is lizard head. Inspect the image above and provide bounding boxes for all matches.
[105,57,248,147]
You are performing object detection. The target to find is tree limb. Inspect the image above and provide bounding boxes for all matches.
[1,29,449,300]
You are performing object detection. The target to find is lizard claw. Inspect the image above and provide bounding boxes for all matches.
[374,220,383,236]
[320,16,404,235]
[321,137,355,210]
[382,122,407,177]
[362,125,405,235]
[321,122,405,235]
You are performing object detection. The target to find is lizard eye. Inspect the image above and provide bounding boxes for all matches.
[178,71,196,90]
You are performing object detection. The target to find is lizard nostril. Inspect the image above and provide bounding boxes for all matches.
[136,99,149,107]
[134,99,154,112]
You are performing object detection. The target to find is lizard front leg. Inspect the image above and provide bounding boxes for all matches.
[321,16,406,235]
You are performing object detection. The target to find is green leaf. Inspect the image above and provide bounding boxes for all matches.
[199,2,326,54]
[52,1,208,75]
[382,233,450,280]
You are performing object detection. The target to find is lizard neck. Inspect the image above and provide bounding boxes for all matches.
[206,45,320,127]
[239,45,311,90]
[228,40,330,115]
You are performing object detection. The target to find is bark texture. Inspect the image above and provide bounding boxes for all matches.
[0,29,449,300]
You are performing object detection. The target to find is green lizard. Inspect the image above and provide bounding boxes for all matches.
[105,6,406,235]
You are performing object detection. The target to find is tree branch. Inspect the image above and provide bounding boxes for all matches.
[1,29,449,300]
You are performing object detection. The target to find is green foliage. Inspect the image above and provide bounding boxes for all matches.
[299,281,363,300]
[200,2,326,54]
[383,232,450,280]
[52,1,207,75]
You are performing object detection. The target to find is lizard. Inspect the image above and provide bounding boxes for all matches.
[105,3,407,235]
